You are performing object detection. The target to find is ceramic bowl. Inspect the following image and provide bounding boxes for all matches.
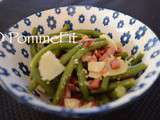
[0,5,160,118]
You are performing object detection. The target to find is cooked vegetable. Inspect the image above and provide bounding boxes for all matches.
[29,43,77,93]
[71,29,102,38]
[29,27,147,109]
[53,41,108,104]
[112,63,147,80]
[108,78,136,91]
[130,53,144,66]
[100,77,110,91]
[76,62,89,99]
[116,51,129,60]
[111,85,126,99]
[60,45,82,65]
[98,95,110,105]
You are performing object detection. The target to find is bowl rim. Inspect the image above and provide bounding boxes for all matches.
[1,5,160,117]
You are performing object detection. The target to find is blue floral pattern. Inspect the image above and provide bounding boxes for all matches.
[22,31,31,36]
[150,49,160,59]
[2,41,16,55]
[156,61,160,67]
[21,48,29,58]
[145,71,156,78]
[131,45,139,55]
[0,66,9,76]
[18,62,30,76]
[67,6,76,16]
[99,8,104,11]
[13,24,19,29]
[12,68,21,77]
[129,18,136,25]
[0,50,5,58]
[113,11,119,19]
[120,32,131,46]
[107,33,113,39]
[24,18,31,26]
[11,84,27,93]
[90,15,96,24]
[20,96,33,102]
[94,28,101,33]
[85,5,92,10]
[47,16,56,29]
[144,37,159,51]
[79,14,85,23]
[117,20,124,28]
[103,16,110,26]
[37,25,44,34]
[35,12,42,17]
[55,8,61,14]
[135,26,147,40]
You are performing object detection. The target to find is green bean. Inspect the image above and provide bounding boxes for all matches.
[111,85,126,99]
[98,95,110,105]
[76,62,89,99]
[100,77,110,91]
[112,63,147,80]
[60,45,82,65]
[52,41,108,104]
[29,43,77,94]
[108,78,136,91]
[70,29,103,38]
[30,44,38,58]
[116,52,129,60]
[52,49,61,57]
[130,53,144,66]
[37,44,44,51]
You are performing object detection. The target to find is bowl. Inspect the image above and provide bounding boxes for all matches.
[0,5,160,118]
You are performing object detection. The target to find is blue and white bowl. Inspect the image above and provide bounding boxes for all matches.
[0,6,160,118]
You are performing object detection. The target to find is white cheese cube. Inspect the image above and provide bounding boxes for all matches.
[39,51,65,81]
[88,62,106,73]
[64,98,80,109]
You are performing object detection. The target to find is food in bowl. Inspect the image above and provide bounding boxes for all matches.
[29,24,147,109]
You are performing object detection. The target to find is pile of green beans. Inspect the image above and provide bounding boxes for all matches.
[29,24,147,107]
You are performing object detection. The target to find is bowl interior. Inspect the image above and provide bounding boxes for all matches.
[0,6,160,116]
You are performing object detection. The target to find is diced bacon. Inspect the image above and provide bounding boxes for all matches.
[101,67,108,76]
[88,79,101,89]
[91,54,97,62]
[94,50,102,59]
[82,35,89,40]
[82,52,92,62]
[64,86,71,98]
[110,59,121,69]
[99,49,107,55]
[99,47,116,61]
[83,40,93,48]
[68,83,80,92]
[82,53,97,62]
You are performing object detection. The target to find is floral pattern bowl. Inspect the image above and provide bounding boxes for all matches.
[0,5,160,118]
